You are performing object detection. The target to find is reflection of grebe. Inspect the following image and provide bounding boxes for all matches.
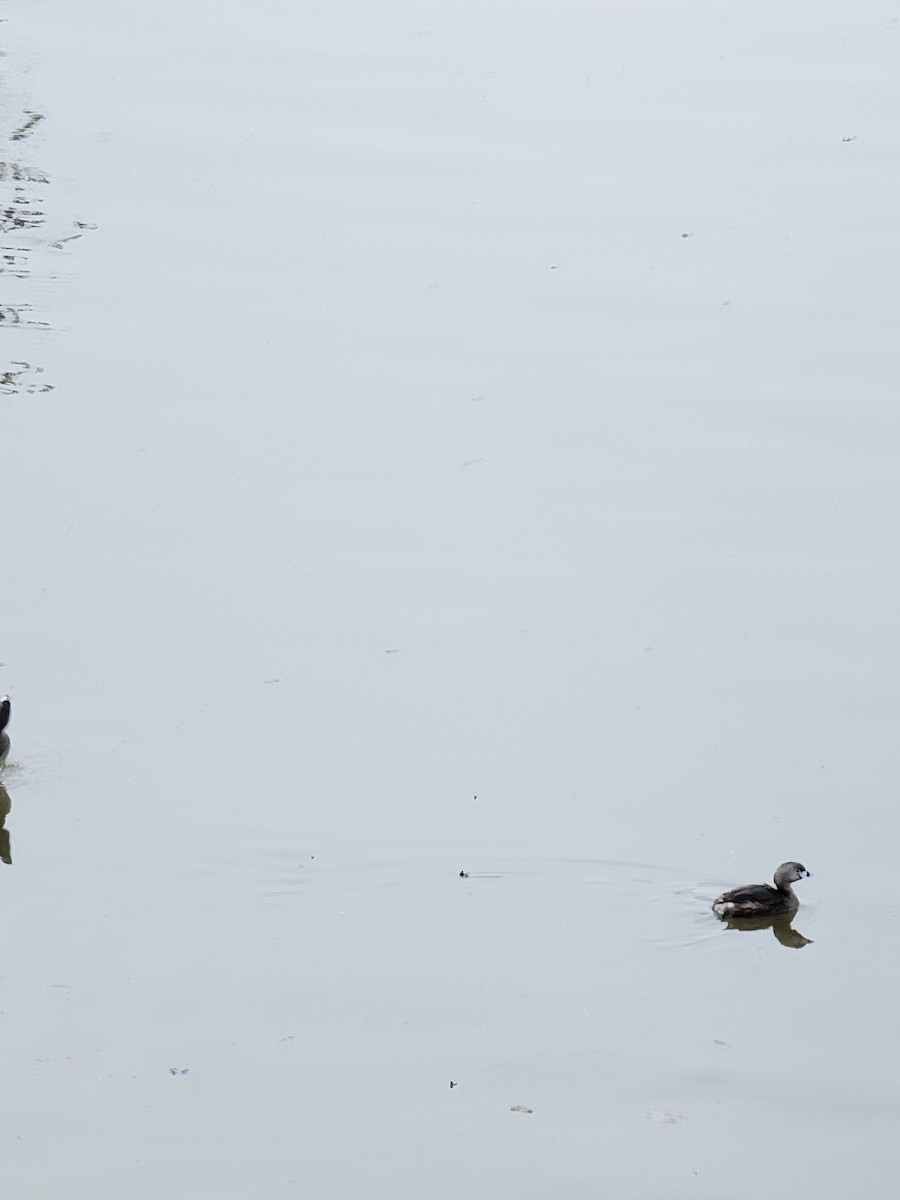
[717,910,813,949]
[0,695,10,766]
[713,861,810,919]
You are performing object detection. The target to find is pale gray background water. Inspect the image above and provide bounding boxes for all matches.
[2,1,899,1196]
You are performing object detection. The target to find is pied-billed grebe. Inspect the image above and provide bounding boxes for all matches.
[712,861,810,919]
[0,695,9,766]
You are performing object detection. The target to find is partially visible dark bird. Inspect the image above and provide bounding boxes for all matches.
[0,695,10,766]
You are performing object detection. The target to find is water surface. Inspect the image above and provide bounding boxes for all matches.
[2,2,899,1196]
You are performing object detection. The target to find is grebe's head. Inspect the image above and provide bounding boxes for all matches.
[774,861,810,887]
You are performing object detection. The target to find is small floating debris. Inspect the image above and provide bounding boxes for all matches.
[510,1104,533,1114]
[169,1067,190,1076]
[645,1109,684,1125]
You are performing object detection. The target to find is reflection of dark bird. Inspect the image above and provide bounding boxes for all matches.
[0,694,10,767]
[712,861,810,919]
[0,782,10,865]
[717,910,813,949]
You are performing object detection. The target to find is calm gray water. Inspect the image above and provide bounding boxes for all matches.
[2,1,899,1196]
